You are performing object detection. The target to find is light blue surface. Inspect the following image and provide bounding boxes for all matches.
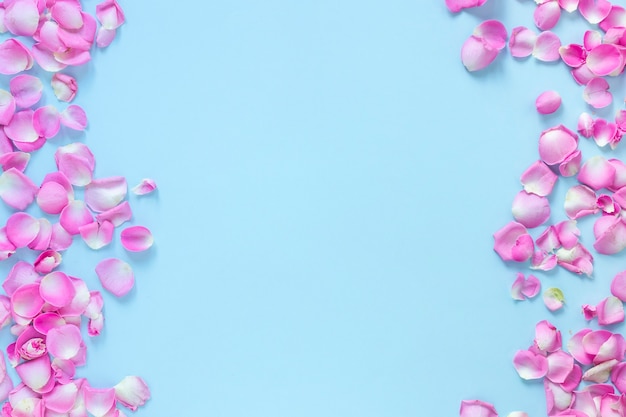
[14,1,626,416]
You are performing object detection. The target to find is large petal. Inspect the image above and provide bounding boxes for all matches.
[84,176,127,212]
[509,26,536,58]
[459,399,498,417]
[520,160,557,196]
[0,39,33,74]
[538,125,578,166]
[533,31,561,62]
[511,191,550,228]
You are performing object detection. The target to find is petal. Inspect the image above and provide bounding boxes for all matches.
[4,0,39,37]
[84,176,127,212]
[597,296,624,326]
[459,399,498,417]
[11,283,44,318]
[6,212,39,248]
[512,191,550,228]
[84,386,116,417]
[33,249,61,273]
[60,200,93,235]
[461,35,499,72]
[31,43,68,72]
[559,150,582,177]
[0,151,29,172]
[579,0,612,24]
[3,261,37,296]
[494,221,534,262]
[0,39,33,75]
[131,178,157,195]
[37,181,70,215]
[560,44,586,68]
[593,215,626,255]
[538,125,578,166]
[51,73,77,102]
[600,5,626,31]
[473,20,507,51]
[535,320,562,353]
[583,359,618,383]
[544,287,566,311]
[55,143,95,186]
[559,0,580,11]
[509,26,537,58]
[587,44,624,76]
[535,1,561,30]
[60,105,87,130]
[533,31,562,62]
[39,271,76,308]
[611,361,626,393]
[43,382,78,413]
[611,271,626,302]
[96,0,125,29]
[522,275,541,298]
[33,105,61,139]
[114,376,150,411]
[547,351,575,383]
[555,220,581,250]
[0,90,16,126]
[96,27,116,48]
[120,226,153,252]
[33,312,65,335]
[578,112,594,137]
[9,74,42,108]
[583,304,597,320]
[95,258,134,297]
[564,185,598,219]
[51,0,83,30]
[95,201,132,227]
[49,222,73,251]
[578,155,615,190]
[4,109,38,143]
[520,160,557,196]
[511,273,525,300]
[46,324,82,360]
[567,328,594,365]
[591,118,618,148]
[79,220,114,250]
[513,349,548,379]
[536,90,561,114]
[572,64,595,86]
[15,355,51,391]
[583,77,612,109]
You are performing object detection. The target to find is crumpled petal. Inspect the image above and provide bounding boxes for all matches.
[51,73,77,102]
[536,90,561,114]
[132,178,157,195]
[494,221,534,262]
[583,77,612,108]
[95,258,134,297]
[544,287,566,311]
[120,226,153,252]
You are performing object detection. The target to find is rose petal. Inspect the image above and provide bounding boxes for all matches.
[597,296,624,326]
[538,125,578,166]
[459,399,498,417]
[132,178,157,195]
[509,26,536,58]
[84,176,127,212]
[535,1,561,30]
[544,287,566,311]
[536,90,561,114]
[51,73,77,102]
[40,271,76,308]
[114,376,150,411]
[583,77,612,109]
[120,226,153,252]
[95,258,134,297]
[533,31,562,62]
[512,191,550,228]
[514,349,549,379]
[0,39,33,75]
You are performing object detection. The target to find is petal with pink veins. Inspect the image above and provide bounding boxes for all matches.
[459,399,498,417]
[535,1,561,30]
[51,73,77,102]
[564,185,597,219]
[33,105,61,139]
[578,155,615,190]
[509,26,536,58]
[586,44,623,76]
[0,39,33,75]
[4,109,37,143]
[544,288,566,311]
[6,212,39,248]
[15,355,51,391]
[512,191,550,228]
[536,90,561,114]
[493,221,534,262]
[96,258,134,297]
[40,271,75,308]
[85,176,127,212]
[84,386,116,417]
[538,125,578,166]
[583,77,612,108]
[60,200,93,235]
[4,0,39,37]
[114,376,150,411]
[513,349,548,379]
[579,0,612,24]
[132,178,157,195]
[597,296,624,326]
[79,221,114,250]
[533,31,561,61]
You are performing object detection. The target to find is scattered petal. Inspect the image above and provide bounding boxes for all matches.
[536,90,561,114]
[544,287,565,311]
[95,258,134,297]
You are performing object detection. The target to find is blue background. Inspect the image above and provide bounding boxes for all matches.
[11,0,626,416]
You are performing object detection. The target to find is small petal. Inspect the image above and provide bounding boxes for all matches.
[544,287,566,311]
[51,73,77,102]
[95,258,134,297]
[120,226,153,252]
[522,275,541,298]
[578,112,594,137]
[611,271,626,301]
[461,36,499,72]
[60,105,87,130]
[535,1,561,30]
[132,178,157,195]
[597,296,624,326]
[494,221,534,262]
[535,320,562,353]
[9,75,42,108]
[536,90,561,114]
[79,221,114,250]
[33,105,61,139]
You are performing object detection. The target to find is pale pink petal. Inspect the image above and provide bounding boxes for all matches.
[459,399,498,417]
[43,382,78,413]
[53,48,91,66]
[51,73,77,102]
[4,109,37,143]
[545,380,573,414]
[60,104,87,131]
[583,359,618,383]
[533,31,562,61]
[571,390,597,417]
[9,74,42,108]
[79,220,114,250]
[560,0,580,12]
[577,112,594,137]
[494,221,534,262]
[567,328,594,365]
[51,0,83,30]
[57,276,89,317]
[132,178,157,195]
[6,212,39,248]
[473,20,507,51]
[33,105,61,139]
[15,355,51,391]
[578,155,615,190]
[611,361,626,393]
[88,314,104,336]
[37,20,64,52]
[4,0,40,37]
[593,215,626,255]
[33,250,61,274]
[96,0,125,29]
[560,44,586,68]
[597,194,618,214]
[514,349,548,379]
[84,386,116,417]
[511,273,525,300]
[564,185,598,219]
[559,150,582,177]
[579,0,612,24]
[0,151,29,172]
[535,1,561,30]
[597,296,624,326]
[509,26,536,58]
[0,39,33,74]
[11,283,44,318]
[60,200,93,235]
[584,77,612,108]
[600,5,626,31]
[555,220,580,250]
[535,320,562,353]
[604,26,626,46]
[85,176,127,212]
[572,64,596,85]
[461,35,499,72]
[3,261,37,296]
[47,324,81,360]
[536,90,561,114]
[547,351,575,383]
[49,222,72,252]
[0,90,15,126]
[95,201,132,227]
[561,365,583,393]
[96,27,116,48]
[611,271,626,301]
[37,181,70,215]
[56,153,93,187]
[544,287,566,311]
[520,160,557,196]
[84,291,103,319]
[114,376,149,411]
[39,271,75,308]
[591,118,617,148]
[522,275,541,298]
[95,258,134,297]
[538,125,578,166]
[445,0,488,12]
[51,358,75,383]
[12,136,46,152]
[587,44,623,76]
[530,251,557,271]
[31,43,68,72]
[511,191,550,228]
[583,304,597,320]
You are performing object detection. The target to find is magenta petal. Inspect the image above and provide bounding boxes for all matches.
[95,258,134,297]
[11,283,44,318]
[513,349,548,379]
[586,44,623,76]
[6,212,39,248]
[3,261,37,296]
[522,275,541,298]
[494,221,534,262]
[461,35,499,72]
[0,39,33,75]
[120,226,153,252]
[459,400,498,417]
[597,296,624,326]
[583,77,612,109]
[591,118,618,148]
[600,5,626,31]
[538,125,578,166]
[33,249,61,273]
[578,155,615,190]
[33,105,61,139]
[15,355,51,391]
[509,26,536,58]
[40,271,75,308]
[567,328,594,365]
[611,271,626,302]
[556,243,593,276]
[473,20,507,51]
[0,151,29,172]
[4,109,37,143]
[31,43,68,72]
[0,90,16,126]
[60,200,93,235]
[611,362,626,393]
[579,0,612,24]
[560,44,586,68]
[79,220,114,250]
[535,1,561,30]
[445,0,488,12]
[536,90,561,115]
[132,178,157,195]
[520,160,557,196]
[84,176,127,212]
[533,31,562,62]
[512,191,550,228]
[0,168,36,210]
[37,181,70,215]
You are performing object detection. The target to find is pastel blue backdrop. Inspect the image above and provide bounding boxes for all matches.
[11,1,625,416]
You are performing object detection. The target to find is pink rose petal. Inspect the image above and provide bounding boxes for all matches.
[514,349,548,379]
[11,283,44,318]
[512,191,550,228]
[544,287,565,311]
[96,27,117,48]
[84,386,116,417]
[9,74,42,108]
[593,215,626,255]
[509,26,536,58]
[538,125,578,166]
[461,35,499,72]
[15,355,51,391]
[114,376,150,411]
[611,271,626,302]
[120,225,153,252]
[51,73,77,102]
[459,399,498,417]
[535,320,562,353]
[84,176,127,212]
[60,200,93,235]
[535,1,561,30]
[586,44,623,76]
[596,296,624,326]
[494,221,534,262]
[579,0,612,24]
[95,258,134,297]
[4,0,39,37]
[578,155,615,190]
[4,109,38,143]
[0,39,33,75]
[132,178,157,195]
[6,212,39,248]
[533,31,562,62]
[96,0,125,29]
[79,220,114,250]
[536,90,561,114]
[33,105,61,139]
[47,324,82,360]
[583,77,612,109]
[40,271,76,308]
[95,201,132,227]
[564,185,598,219]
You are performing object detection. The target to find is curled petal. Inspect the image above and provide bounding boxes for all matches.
[556,244,593,276]
[591,118,618,148]
[582,359,618,383]
[473,20,507,51]
[33,249,61,274]
[611,271,626,301]
[564,185,597,219]
[132,178,157,195]
[536,90,561,114]
[544,287,566,311]
[494,221,534,262]
[559,150,582,177]
[51,73,77,102]
[95,201,132,227]
[583,77,612,109]
[520,160,557,196]
[560,44,586,68]
[597,296,624,326]
[533,31,562,62]
[96,0,126,29]
[114,376,150,411]
[95,258,134,297]
[509,26,536,58]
